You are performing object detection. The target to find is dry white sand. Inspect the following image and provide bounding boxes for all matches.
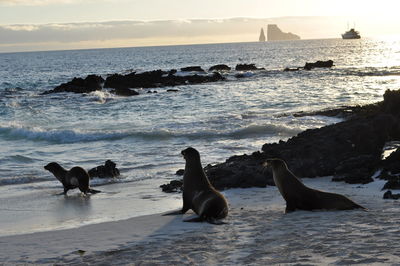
[1,177,400,265]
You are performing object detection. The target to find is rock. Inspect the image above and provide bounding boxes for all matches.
[380,148,400,174]
[209,64,231,72]
[200,89,400,189]
[175,169,184,176]
[284,67,300,72]
[304,60,334,70]
[267,24,300,41]
[382,176,400,190]
[160,180,183,193]
[383,190,400,200]
[88,160,120,179]
[382,89,400,115]
[110,88,139,96]
[180,66,205,72]
[104,69,224,91]
[42,75,104,94]
[235,64,264,71]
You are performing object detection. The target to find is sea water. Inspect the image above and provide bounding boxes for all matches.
[1,38,400,236]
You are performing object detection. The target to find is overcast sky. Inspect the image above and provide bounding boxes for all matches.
[1,0,399,52]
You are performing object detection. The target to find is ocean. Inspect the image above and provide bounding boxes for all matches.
[1,38,400,237]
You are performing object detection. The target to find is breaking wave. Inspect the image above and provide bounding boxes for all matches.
[0,123,300,144]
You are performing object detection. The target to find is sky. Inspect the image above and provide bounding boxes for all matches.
[1,0,400,52]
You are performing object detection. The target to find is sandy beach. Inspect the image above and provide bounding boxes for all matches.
[1,176,399,265]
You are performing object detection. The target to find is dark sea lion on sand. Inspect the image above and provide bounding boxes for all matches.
[44,162,101,195]
[265,158,365,213]
[164,147,228,224]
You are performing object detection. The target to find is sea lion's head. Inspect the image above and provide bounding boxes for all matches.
[44,162,62,173]
[181,147,201,162]
[264,158,287,171]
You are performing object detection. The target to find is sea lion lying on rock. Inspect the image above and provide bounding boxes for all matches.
[44,162,101,195]
[266,158,365,213]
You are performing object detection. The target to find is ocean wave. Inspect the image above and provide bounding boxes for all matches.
[0,125,129,143]
[0,122,300,144]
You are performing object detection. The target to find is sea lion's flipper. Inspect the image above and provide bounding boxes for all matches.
[63,188,69,195]
[162,209,184,216]
[88,188,101,194]
[285,202,296,213]
[183,216,204,223]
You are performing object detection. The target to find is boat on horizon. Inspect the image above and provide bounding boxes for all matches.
[342,28,361,39]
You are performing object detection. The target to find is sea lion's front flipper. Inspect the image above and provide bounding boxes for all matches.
[88,188,101,194]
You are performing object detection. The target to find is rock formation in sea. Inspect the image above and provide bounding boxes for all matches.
[267,24,300,41]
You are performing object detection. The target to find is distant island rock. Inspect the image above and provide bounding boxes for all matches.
[267,24,300,41]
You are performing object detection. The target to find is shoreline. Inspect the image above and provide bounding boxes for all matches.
[1,177,399,264]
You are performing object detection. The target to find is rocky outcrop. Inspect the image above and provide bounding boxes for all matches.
[209,64,231,72]
[88,160,120,179]
[383,190,400,200]
[104,70,224,91]
[42,75,104,94]
[267,24,300,41]
[235,64,264,71]
[304,60,334,70]
[180,66,205,72]
[161,89,400,192]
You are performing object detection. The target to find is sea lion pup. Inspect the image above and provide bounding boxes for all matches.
[44,162,101,195]
[164,147,228,224]
[265,158,365,213]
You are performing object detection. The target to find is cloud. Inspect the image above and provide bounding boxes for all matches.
[0,0,92,6]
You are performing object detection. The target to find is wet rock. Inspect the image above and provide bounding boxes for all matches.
[304,60,334,70]
[160,180,183,193]
[382,176,400,190]
[88,160,120,179]
[175,169,184,176]
[201,89,400,188]
[111,88,139,96]
[284,67,300,72]
[104,69,224,91]
[383,190,400,200]
[43,75,104,94]
[180,66,205,72]
[209,64,231,71]
[235,64,265,71]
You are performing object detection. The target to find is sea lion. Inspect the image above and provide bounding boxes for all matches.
[44,162,101,195]
[265,158,365,213]
[164,147,228,223]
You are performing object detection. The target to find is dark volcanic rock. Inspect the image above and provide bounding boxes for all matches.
[104,70,224,90]
[111,88,139,96]
[43,75,104,94]
[284,67,301,72]
[88,160,120,179]
[175,169,184,176]
[235,64,265,71]
[209,64,231,72]
[383,190,400,200]
[160,180,183,193]
[180,66,205,72]
[200,89,400,189]
[382,177,400,190]
[304,60,334,70]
